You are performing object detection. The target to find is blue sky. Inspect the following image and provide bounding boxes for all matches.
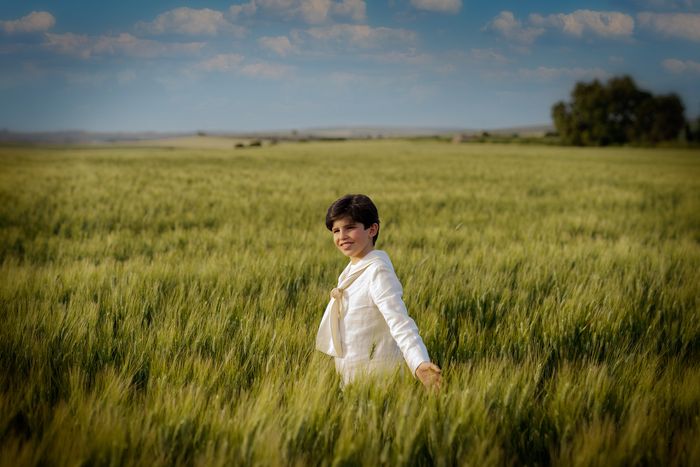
[1,1,699,132]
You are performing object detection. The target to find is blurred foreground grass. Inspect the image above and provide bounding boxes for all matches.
[0,141,699,465]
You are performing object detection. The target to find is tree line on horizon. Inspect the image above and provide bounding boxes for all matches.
[552,75,698,147]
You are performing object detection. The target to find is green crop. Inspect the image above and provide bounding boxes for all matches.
[0,141,698,466]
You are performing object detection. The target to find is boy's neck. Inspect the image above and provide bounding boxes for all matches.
[350,246,374,264]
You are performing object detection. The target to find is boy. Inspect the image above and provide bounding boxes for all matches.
[316,194,442,391]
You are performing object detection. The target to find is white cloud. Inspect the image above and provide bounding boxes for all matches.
[257,0,297,10]
[93,34,205,58]
[194,53,245,72]
[487,10,634,46]
[43,33,91,58]
[1,11,55,34]
[44,32,205,59]
[246,0,366,23]
[369,49,432,65]
[410,0,461,14]
[326,70,394,88]
[485,11,544,45]
[259,36,297,56]
[638,12,700,41]
[300,0,332,24]
[305,24,416,47]
[229,2,258,18]
[529,10,634,38]
[136,7,245,37]
[517,66,610,81]
[241,62,294,79]
[333,0,366,21]
[662,58,700,74]
[470,48,508,64]
[190,54,293,79]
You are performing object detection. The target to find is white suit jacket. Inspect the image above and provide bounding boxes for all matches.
[319,249,430,385]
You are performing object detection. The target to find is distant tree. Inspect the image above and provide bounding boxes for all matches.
[552,75,686,146]
[638,94,686,144]
[605,76,651,144]
[694,116,700,142]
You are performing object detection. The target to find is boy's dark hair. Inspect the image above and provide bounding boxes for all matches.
[325,194,380,245]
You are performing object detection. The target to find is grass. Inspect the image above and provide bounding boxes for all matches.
[0,140,699,466]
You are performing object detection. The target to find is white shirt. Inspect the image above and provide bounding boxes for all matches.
[330,249,430,385]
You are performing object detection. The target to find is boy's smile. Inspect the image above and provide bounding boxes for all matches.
[331,216,378,264]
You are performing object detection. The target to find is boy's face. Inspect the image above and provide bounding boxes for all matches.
[331,216,378,263]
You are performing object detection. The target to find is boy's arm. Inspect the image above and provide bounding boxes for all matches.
[369,265,430,378]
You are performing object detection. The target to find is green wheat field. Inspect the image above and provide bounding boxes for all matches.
[1,140,699,466]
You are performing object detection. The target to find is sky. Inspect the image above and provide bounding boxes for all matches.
[1,1,699,132]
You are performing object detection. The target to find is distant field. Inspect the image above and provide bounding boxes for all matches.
[0,141,699,466]
[116,135,254,149]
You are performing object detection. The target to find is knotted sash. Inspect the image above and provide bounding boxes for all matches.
[316,255,385,358]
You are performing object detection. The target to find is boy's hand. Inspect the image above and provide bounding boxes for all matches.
[415,361,442,392]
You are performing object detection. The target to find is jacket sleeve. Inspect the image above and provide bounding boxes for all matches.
[369,265,430,378]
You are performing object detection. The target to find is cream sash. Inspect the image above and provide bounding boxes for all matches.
[316,256,384,357]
